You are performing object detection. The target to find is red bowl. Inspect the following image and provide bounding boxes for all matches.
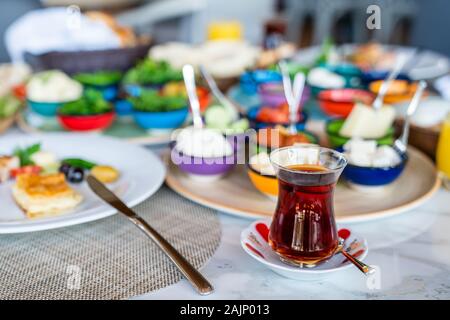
[318,89,374,117]
[58,111,116,132]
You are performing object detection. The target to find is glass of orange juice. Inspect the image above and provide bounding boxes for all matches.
[437,112,450,189]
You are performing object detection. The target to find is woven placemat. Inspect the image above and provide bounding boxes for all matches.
[0,186,221,300]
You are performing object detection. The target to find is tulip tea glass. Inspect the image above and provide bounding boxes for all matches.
[269,145,347,267]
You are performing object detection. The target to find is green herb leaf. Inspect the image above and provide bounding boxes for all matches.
[59,88,112,116]
[14,143,41,166]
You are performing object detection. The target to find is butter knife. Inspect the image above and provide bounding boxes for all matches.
[87,175,214,295]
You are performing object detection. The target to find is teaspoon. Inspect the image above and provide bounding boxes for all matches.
[182,64,203,129]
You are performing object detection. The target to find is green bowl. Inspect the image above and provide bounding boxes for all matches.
[326,118,395,148]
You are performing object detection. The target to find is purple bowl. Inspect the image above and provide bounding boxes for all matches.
[171,148,235,181]
[226,132,249,153]
[258,82,310,107]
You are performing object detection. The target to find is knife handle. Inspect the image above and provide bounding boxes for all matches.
[130,215,214,295]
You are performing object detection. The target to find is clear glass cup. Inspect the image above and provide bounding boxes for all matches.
[269,145,347,267]
[437,113,450,190]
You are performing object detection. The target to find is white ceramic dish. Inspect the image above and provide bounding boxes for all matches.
[395,97,450,128]
[241,220,369,281]
[0,133,165,233]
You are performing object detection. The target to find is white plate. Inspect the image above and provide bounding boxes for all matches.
[395,96,450,128]
[291,44,450,80]
[241,220,369,281]
[0,133,165,233]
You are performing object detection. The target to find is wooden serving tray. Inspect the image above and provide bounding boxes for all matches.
[165,147,441,223]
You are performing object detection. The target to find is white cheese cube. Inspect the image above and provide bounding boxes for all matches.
[373,146,401,167]
[340,103,396,139]
[343,138,377,155]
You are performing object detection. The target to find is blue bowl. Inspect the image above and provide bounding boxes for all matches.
[114,99,133,116]
[133,107,188,130]
[246,105,308,131]
[123,83,164,97]
[342,150,408,187]
[361,70,411,87]
[240,70,282,95]
[27,99,64,117]
[327,63,363,88]
[85,84,119,101]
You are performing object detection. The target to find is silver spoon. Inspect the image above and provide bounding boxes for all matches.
[199,65,239,122]
[336,238,375,275]
[279,61,306,134]
[372,50,417,110]
[393,80,427,155]
[182,64,203,129]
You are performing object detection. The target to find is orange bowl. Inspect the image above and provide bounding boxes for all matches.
[369,81,426,104]
[247,166,278,200]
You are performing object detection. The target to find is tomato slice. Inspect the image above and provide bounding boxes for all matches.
[12,84,26,100]
[10,165,42,178]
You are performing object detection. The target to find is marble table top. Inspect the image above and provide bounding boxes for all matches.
[137,187,450,300]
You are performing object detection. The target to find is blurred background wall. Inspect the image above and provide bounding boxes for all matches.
[1,0,449,62]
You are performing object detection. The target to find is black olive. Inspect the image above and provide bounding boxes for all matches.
[67,167,85,183]
[59,163,72,175]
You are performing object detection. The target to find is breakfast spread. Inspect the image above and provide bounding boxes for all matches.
[149,41,260,78]
[0,142,120,219]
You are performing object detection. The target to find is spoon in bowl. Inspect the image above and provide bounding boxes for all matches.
[199,65,239,122]
[182,64,203,129]
[372,49,417,110]
[393,80,427,155]
[279,61,306,134]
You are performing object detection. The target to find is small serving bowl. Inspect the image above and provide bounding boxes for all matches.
[342,150,408,191]
[246,105,308,131]
[133,107,189,132]
[327,63,363,88]
[246,164,278,200]
[326,118,395,148]
[84,84,119,101]
[318,88,374,118]
[361,70,410,87]
[123,83,164,97]
[57,111,116,132]
[27,99,66,117]
[258,82,310,107]
[171,148,235,181]
[369,81,424,105]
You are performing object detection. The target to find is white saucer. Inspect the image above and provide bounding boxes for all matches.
[241,220,369,281]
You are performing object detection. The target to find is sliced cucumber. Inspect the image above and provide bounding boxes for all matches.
[205,105,232,130]
[229,118,249,133]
